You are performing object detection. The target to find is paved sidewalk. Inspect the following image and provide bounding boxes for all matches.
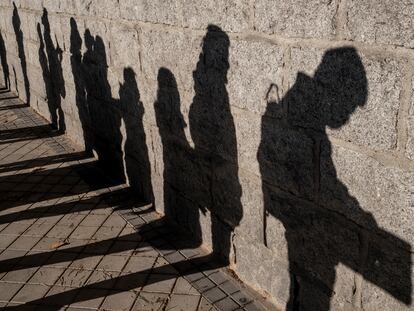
[0,90,270,311]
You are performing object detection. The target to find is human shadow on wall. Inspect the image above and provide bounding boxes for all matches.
[70,18,154,202]
[257,47,411,310]
[154,26,243,264]
[189,25,243,264]
[12,3,30,104]
[119,67,154,203]
[155,67,202,247]
[37,9,66,132]
[0,31,10,89]
[69,20,125,183]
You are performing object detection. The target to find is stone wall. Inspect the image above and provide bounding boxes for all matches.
[0,1,414,310]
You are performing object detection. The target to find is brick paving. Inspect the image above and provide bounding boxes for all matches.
[0,89,270,311]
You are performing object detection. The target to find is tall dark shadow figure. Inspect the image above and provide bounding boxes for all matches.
[38,9,66,132]
[0,31,10,89]
[155,67,202,245]
[81,30,124,182]
[12,3,30,104]
[257,47,411,310]
[69,18,91,152]
[119,67,153,203]
[189,25,243,264]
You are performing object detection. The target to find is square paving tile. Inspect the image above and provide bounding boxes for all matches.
[101,290,137,311]
[28,267,65,286]
[96,255,129,272]
[70,288,107,309]
[43,286,79,306]
[0,282,23,301]
[166,294,201,311]
[85,270,120,289]
[79,214,109,227]
[69,226,98,240]
[2,266,39,283]
[69,254,103,270]
[12,283,50,303]
[8,236,41,251]
[132,292,169,311]
[122,256,156,273]
[55,269,92,288]
[143,274,176,293]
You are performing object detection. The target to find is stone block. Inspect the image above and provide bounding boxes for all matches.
[183,0,250,32]
[406,87,414,161]
[110,23,140,68]
[120,0,181,26]
[262,187,360,299]
[235,239,291,305]
[288,47,403,150]
[346,0,414,48]
[361,235,412,310]
[321,143,414,244]
[255,0,338,38]
[407,115,414,161]
[258,118,315,199]
[237,172,264,243]
[139,28,199,92]
[228,38,284,115]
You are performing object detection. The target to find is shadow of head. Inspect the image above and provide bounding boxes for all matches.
[193,24,230,86]
[315,47,368,129]
[289,47,368,131]
[155,67,186,131]
[70,18,82,54]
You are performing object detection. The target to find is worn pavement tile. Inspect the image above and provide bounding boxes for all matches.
[2,266,39,283]
[44,286,79,306]
[46,225,75,239]
[69,226,98,240]
[122,256,156,273]
[79,214,109,227]
[166,293,201,311]
[132,292,169,311]
[202,287,227,304]
[28,267,65,286]
[23,222,55,237]
[85,270,120,289]
[69,254,103,270]
[215,296,240,311]
[96,254,129,272]
[44,251,78,268]
[173,277,201,296]
[198,297,218,311]
[8,236,41,251]
[70,288,107,309]
[0,234,18,248]
[12,283,50,303]
[102,214,126,228]
[55,269,92,287]
[113,272,148,292]
[100,290,137,311]
[143,274,176,294]
[0,282,23,301]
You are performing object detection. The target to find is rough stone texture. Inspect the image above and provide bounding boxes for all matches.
[228,39,284,115]
[361,237,413,311]
[346,0,414,48]
[1,1,414,310]
[288,47,403,150]
[321,144,414,243]
[407,87,414,161]
[255,0,338,38]
[183,0,250,32]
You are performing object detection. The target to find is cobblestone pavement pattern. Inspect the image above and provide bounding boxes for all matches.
[0,90,269,311]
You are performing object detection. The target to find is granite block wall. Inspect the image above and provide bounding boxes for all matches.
[0,1,413,310]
